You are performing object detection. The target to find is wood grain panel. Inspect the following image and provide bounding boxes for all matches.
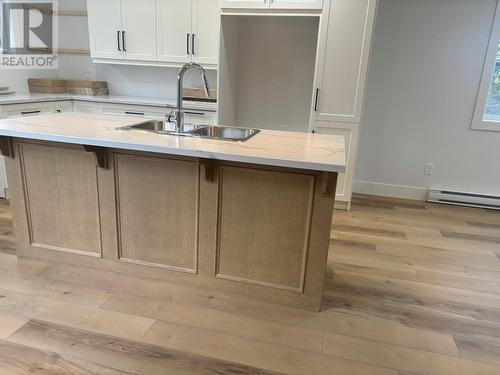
[216,166,315,291]
[114,154,199,272]
[19,143,102,256]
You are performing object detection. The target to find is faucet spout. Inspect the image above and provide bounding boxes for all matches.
[171,63,211,133]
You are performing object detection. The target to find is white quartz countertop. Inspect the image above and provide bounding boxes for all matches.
[0,93,216,111]
[0,113,346,173]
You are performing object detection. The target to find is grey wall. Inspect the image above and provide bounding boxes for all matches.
[355,0,500,199]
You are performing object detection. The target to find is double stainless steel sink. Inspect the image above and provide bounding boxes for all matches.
[119,120,260,142]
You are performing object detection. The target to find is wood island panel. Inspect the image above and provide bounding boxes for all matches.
[113,153,199,272]
[216,165,315,291]
[16,142,102,256]
[4,139,338,311]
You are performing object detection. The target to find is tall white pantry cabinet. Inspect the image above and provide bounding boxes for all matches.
[311,0,378,209]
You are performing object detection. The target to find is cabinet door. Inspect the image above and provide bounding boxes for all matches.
[157,0,192,63]
[311,0,377,123]
[270,0,323,9]
[184,110,217,126]
[3,102,54,118]
[121,0,157,61]
[220,0,269,9]
[101,103,167,119]
[192,0,219,66]
[313,121,359,207]
[87,0,123,60]
[72,101,100,114]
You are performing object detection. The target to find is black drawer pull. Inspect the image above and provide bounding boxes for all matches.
[125,111,145,116]
[117,31,121,51]
[185,111,205,116]
[21,110,41,115]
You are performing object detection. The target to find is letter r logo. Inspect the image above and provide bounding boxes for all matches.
[1,2,54,54]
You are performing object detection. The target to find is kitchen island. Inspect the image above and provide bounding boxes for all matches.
[0,113,345,311]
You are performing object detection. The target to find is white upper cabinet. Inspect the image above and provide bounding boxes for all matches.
[88,0,156,62]
[192,0,219,65]
[220,0,321,10]
[157,0,192,63]
[88,0,218,67]
[311,0,377,123]
[121,0,157,61]
[157,0,219,66]
[220,0,268,9]
[87,0,123,59]
[270,0,323,9]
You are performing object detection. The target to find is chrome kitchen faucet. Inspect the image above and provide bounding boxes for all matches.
[168,62,211,133]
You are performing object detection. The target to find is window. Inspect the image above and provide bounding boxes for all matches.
[472,2,500,130]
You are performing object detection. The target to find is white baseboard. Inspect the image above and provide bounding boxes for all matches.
[334,200,350,210]
[353,180,427,201]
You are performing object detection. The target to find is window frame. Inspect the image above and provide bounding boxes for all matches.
[472,0,500,131]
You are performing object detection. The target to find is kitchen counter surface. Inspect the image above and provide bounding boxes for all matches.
[0,112,346,172]
[0,93,216,111]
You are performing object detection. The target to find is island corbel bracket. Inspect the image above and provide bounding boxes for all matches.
[0,137,14,158]
[200,158,216,182]
[84,145,109,169]
[321,172,338,196]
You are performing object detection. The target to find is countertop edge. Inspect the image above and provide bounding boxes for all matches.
[0,129,346,173]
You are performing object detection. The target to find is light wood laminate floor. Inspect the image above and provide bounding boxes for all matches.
[0,194,500,374]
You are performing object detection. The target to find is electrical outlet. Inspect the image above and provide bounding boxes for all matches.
[424,163,434,175]
[85,69,92,80]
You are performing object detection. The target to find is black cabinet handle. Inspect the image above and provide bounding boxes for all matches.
[125,111,145,116]
[186,33,190,54]
[122,31,126,52]
[192,34,195,55]
[117,31,121,51]
[314,88,320,112]
[185,111,205,116]
[21,110,41,115]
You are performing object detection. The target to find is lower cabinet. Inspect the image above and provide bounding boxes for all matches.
[72,101,100,114]
[10,142,103,256]
[215,165,315,291]
[0,102,55,118]
[114,154,199,272]
[6,140,336,311]
[101,103,167,118]
[312,121,359,209]
[185,110,217,126]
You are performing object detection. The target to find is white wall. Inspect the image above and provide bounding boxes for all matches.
[355,0,500,200]
[93,64,217,101]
